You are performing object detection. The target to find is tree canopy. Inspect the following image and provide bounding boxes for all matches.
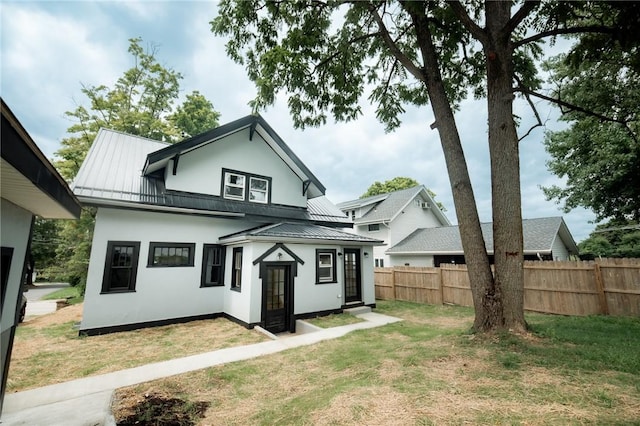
[360,177,419,198]
[542,22,640,221]
[49,37,220,293]
[56,37,220,180]
[579,219,640,259]
[212,1,637,333]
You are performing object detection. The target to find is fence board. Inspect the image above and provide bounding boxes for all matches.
[374,259,640,316]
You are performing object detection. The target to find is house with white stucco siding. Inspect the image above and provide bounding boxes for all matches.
[73,115,382,335]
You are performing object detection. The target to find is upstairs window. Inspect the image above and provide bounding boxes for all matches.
[368,224,380,232]
[148,242,195,267]
[249,177,269,203]
[224,172,245,200]
[222,169,271,204]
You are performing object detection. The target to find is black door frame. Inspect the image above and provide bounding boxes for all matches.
[260,261,295,333]
[343,248,362,303]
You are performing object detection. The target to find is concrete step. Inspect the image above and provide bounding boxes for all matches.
[344,306,372,316]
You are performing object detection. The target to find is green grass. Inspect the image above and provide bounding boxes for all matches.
[41,286,83,304]
[115,300,640,425]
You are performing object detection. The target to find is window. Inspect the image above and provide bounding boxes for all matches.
[102,241,140,293]
[316,249,337,284]
[351,210,356,220]
[224,172,245,200]
[148,242,195,267]
[231,247,243,290]
[368,224,380,232]
[375,258,384,267]
[249,177,269,203]
[202,244,225,287]
[222,169,271,204]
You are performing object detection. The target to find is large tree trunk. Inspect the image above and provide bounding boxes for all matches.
[484,2,526,331]
[408,8,498,331]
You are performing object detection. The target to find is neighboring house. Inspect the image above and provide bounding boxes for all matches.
[386,216,579,266]
[336,185,451,267]
[1,99,81,415]
[73,115,382,336]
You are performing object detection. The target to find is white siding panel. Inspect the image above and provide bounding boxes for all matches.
[389,254,434,267]
[551,234,569,260]
[389,201,442,246]
[0,200,32,329]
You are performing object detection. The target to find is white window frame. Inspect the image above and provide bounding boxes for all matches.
[249,177,269,204]
[224,172,245,200]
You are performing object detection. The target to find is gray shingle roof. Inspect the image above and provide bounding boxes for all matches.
[387,217,578,255]
[336,185,451,226]
[220,222,384,244]
[72,128,349,226]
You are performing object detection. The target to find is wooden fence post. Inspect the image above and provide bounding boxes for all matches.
[438,267,444,305]
[593,263,609,315]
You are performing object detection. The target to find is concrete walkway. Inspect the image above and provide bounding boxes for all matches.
[1,312,401,426]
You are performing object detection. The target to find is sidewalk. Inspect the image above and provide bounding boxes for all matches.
[1,311,401,426]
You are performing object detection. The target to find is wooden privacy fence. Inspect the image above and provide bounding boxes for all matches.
[374,258,640,316]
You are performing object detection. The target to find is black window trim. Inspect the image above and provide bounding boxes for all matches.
[221,168,272,204]
[316,249,337,284]
[231,247,243,291]
[201,244,226,287]
[368,223,380,232]
[101,241,141,294]
[147,242,196,267]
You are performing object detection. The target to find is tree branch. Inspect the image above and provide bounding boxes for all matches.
[449,1,487,44]
[312,32,380,75]
[513,75,543,142]
[367,3,425,82]
[503,1,539,38]
[518,86,639,144]
[514,25,615,48]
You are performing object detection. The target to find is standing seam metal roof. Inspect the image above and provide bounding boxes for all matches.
[71,128,349,225]
[220,222,384,244]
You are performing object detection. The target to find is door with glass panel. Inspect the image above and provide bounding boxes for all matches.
[343,248,362,303]
[263,264,292,333]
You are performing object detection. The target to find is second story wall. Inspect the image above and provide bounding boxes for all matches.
[165,128,307,208]
[389,198,443,245]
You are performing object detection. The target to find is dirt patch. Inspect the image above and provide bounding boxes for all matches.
[113,387,208,426]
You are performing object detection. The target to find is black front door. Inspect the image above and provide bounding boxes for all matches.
[263,264,292,333]
[343,248,362,303]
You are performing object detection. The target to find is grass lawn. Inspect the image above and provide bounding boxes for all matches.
[9,300,640,424]
[41,286,84,304]
[114,301,640,425]
[7,304,268,392]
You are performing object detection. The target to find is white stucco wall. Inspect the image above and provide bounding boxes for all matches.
[1,200,32,331]
[81,208,260,330]
[164,128,307,207]
[82,207,377,332]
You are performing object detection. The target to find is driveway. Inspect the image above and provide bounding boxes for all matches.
[24,283,70,317]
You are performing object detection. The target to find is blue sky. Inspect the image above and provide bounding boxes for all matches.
[0,1,596,241]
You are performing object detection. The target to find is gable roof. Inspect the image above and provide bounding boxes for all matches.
[336,185,451,226]
[1,99,81,219]
[219,222,384,245]
[72,127,349,226]
[142,114,325,198]
[386,217,579,256]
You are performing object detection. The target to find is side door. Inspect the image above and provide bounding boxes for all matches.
[262,264,292,333]
[343,248,361,303]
